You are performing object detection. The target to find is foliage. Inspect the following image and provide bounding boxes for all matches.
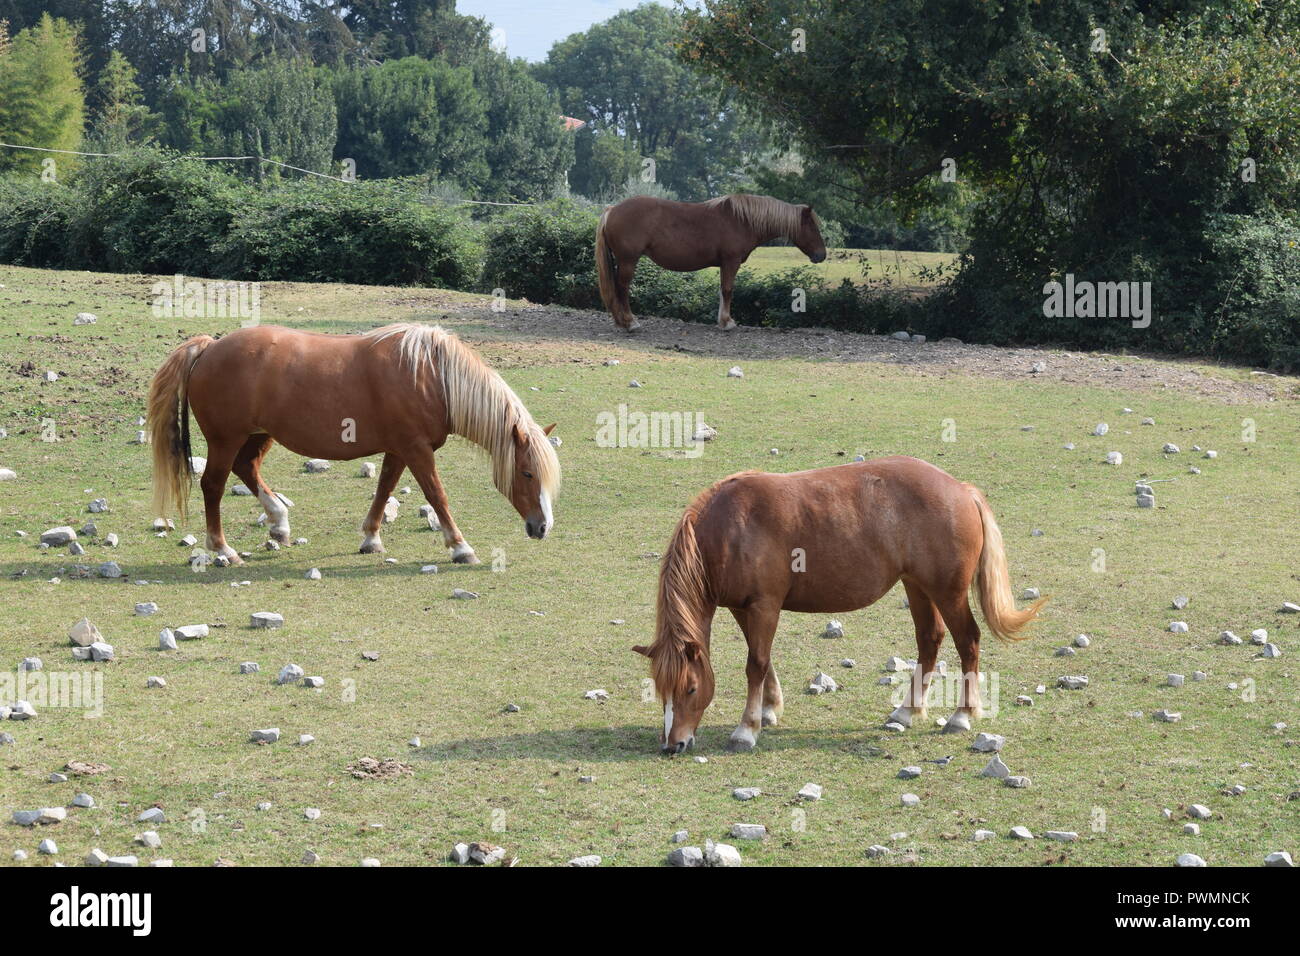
[0,14,85,176]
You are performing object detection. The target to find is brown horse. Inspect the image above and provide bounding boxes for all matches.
[147,323,560,566]
[595,193,827,332]
[634,457,1045,754]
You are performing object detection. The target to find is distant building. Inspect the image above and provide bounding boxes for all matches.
[561,116,587,131]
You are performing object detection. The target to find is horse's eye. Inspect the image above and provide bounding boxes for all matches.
[687,686,697,696]
[522,470,533,479]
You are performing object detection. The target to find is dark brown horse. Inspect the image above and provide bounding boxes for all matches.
[634,457,1045,754]
[147,323,559,566]
[595,193,827,331]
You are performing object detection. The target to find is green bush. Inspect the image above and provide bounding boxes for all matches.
[217,180,482,288]
[480,197,602,307]
[0,179,76,267]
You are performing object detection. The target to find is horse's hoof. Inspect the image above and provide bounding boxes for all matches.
[452,550,480,565]
[941,711,972,734]
[726,728,758,752]
[359,542,385,555]
[269,529,291,545]
[887,706,913,728]
[760,707,781,728]
[622,319,642,333]
[719,319,737,331]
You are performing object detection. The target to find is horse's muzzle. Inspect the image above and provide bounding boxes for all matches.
[811,251,827,264]
[525,519,548,540]
[661,736,694,756]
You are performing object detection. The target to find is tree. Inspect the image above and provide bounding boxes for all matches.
[89,50,158,149]
[537,3,766,201]
[0,14,85,175]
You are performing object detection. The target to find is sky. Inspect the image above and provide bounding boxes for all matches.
[458,0,647,63]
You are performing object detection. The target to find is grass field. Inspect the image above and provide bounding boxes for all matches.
[721,246,956,287]
[1,264,1297,867]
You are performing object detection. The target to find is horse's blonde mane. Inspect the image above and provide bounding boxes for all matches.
[706,193,812,239]
[363,323,560,499]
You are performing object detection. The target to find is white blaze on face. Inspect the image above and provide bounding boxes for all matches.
[539,488,554,533]
[663,697,674,741]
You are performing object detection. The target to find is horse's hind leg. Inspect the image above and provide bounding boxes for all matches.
[934,593,983,733]
[727,602,780,752]
[402,444,478,564]
[614,256,641,332]
[199,436,243,565]
[359,452,404,553]
[231,434,289,545]
[761,667,784,727]
[888,579,947,729]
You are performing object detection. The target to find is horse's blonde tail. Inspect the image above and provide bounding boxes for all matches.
[595,209,617,314]
[969,485,1046,642]
[148,335,214,520]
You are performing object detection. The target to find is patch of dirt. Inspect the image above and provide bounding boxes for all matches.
[347,757,414,780]
[65,760,111,775]
[430,300,1297,406]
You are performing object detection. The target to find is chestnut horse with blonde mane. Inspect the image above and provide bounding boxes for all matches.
[634,457,1045,754]
[595,193,827,332]
[147,323,560,566]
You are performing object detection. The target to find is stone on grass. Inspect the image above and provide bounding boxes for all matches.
[730,823,767,840]
[1167,674,1185,687]
[822,620,844,639]
[20,657,41,672]
[1105,451,1122,465]
[1280,602,1300,614]
[135,602,158,616]
[980,756,1011,779]
[1188,804,1212,820]
[250,728,280,743]
[135,831,162,849]
[85,848,108,867]
[9,700,37,719]
[1218,631,1243,645]
[840,659,856,668]
[807,671,838,695]
[1184,823,1201,836]
[1169,621,1189,633]
[1004,776,1032,789]
[972,733,1005,753]
[250,611,284,629]
[72,793,94,808]
[1264,852,1294,868]
[468,842,506,865]
[146,676,166,689]
[797,783,823,801]
[1177,853,1207,867]
[174,624,207,640]
[703,841,742,867]
[1045,831,1078,842]
[137,807,165,824]
[88,642,114,662]
[1022,587,1040,600]
[884,656,910,672]
[568,855,602,867]
[1009,826,1034,840]
[1260,643,1282,658]
[1153,709,1182,723]
[98,561,122,578]
[305,568,322,580]
[973,829,997,842]
[68,618,101,647]
[104,533,118,547]
[1074,634,1091,648]
[1057,675,1089,690]
[41,527,77,546]
[238,662,260,674]
[277,664,304,685]
[732,787,761,801]
[38,838,58,855]
[583,689,608,701]
[898,766,922,780]
[359,461,377,478]
[304,808,322,821]
[302,676,325,689]
[900,793,921,808]
[304,459,330,473]
[451,588,479,600]
[106,856,138,867]
[668,846,704,867]
[1163,443,1180,454]
[866,845,892,859]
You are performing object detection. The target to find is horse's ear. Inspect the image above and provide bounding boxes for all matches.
[542,422,556,436]
[632,645,651,657]
[683,641,702,662]
[512,422,528,447]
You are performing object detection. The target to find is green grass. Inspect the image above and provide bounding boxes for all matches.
[711,246,956,287]
[1,264,1297,867]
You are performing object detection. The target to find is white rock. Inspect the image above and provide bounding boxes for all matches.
[1004,776,1032,788]
[822,620,844,639]
[1009,826,1034,840]
[973,829,997,841]
[900,793,921,807]
[84,848,108,866]
[1177,853,1207,867]
[1057,675,1089,690]
[568,855,602,867]
[667,846,704,867]
[972,733,1005,753]
[1153,709,1182,722]
[72,793,95,808]
[298,734,315,746]
[1162,443,1180,454]
[174,624,207,640]
[797,783,823,801]
[1044,831,1079,842]
[451,588,479,600]
[1169,621,1189,633]
[135,831,162,848]
[158,628,177,650]
[1167,674,1185,687]
[1184,823,1201,836]
[1218,631,1242,645]
[726,366,743,378]
[1188,804,1212,820]
[1264,851,1294,867]
[1093,423,1109,436]
[729,823,766,840]
[304,458,331,473]
[302,676,325,688]
[898,766,922,780]
[68,618,100,647]
[42,526,77,546]
[89,642,114,662]
[807,671,838,694]
[359,461,377,478]
[146,676,166,689]
[305,567,322,580]
[1105,451,1122,465]
[250,611,284,629]
[583,689,608,701]
[38,838,58,855]
[732,787,761,801]
[1074,634,1091,648]
[106,856,138,867]
[250,728,281,743]
[1260,643,1282,658]
[277,664,304,685]
[703,840,742,867]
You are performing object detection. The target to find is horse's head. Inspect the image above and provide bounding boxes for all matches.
[633,639,715,754]
[794,205,827,264]
[508,421,558,540]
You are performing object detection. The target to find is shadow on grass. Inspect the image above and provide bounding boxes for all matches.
[415,725,898,762]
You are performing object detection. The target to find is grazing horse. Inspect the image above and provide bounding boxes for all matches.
[634,457,1045,754]
[595,193,827,332]
[147,323,560,566]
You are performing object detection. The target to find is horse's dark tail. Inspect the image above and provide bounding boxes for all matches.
[148,335,214,520]
[595,208,618,315]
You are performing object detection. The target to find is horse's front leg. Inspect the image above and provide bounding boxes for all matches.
[404,445,478,564]
[727,603,780,752]
[359,452,404,553]
[717,259,739,330]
